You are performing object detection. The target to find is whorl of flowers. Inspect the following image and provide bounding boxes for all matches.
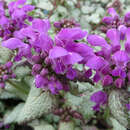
[0,61,16,88]
[0,0,130,112]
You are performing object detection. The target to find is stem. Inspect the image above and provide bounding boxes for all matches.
[7,80,28,95]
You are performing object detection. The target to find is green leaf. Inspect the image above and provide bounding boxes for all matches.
[65,92,94,120]
[29,120,55,130]
[82,126,98,130]
[108,90,129,128]
[17,86,56,124]
[75,127,82,130]
[0,44,12,64]
[58,121,75,130]
[37,1,53,10]
[0,91,18,99]
[4,103,24,124]
[110,117,126,130]
[0,82,27,100]
[34,124,55,130]
[65,92,83,110]
[14,65,31,78]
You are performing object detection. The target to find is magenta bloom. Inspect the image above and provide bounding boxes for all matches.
[2,38,32,61]
[8,0,34,21]
[102,75,113,86]
[102,8,130,40]
[90,91,107,111]
[87,26,130,87]
[49,28,91,74]
[126,104,130,111]
[0,61,16,88]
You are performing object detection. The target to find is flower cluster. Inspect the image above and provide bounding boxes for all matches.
[0,0,129,112]
[88,8,130,111]
[0,0,34,40]
[101,8,130,38]
[0,61,16,88]
[54,19,80,32]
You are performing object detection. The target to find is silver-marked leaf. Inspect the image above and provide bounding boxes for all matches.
[0,44,12,64]
[58,121,75,130]
[110,117,126,130]
[34,124,55,130]
[82,126,98,130]
[14,65,31,77]
[108,90,129,128]
[4,103,24,124]
[2,82,27,101]
[65,92,94,120]
[17,86,56,124]
[29,120,55,130]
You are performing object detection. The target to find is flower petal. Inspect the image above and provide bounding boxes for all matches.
[49,46,68,59]
[107,8,118,17]
[86,56,107,70]
[2,38,25,49]
[56,27,87,43]
[34,32,53,52]
[124,12,130,24]
[87,34,110,49]
[107,29,120,52]
[63,52,83,65]
[112,50,129,67]
[102,16,113,24]
[32,19,50,33]
[118,25,127,40]
[90,91,107,104]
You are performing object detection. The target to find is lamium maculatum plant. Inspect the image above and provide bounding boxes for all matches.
[0,0,129,130]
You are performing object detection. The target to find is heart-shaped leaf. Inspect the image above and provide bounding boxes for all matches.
[17,86,56,124]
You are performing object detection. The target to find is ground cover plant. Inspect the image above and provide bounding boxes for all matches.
[0,0,129,130]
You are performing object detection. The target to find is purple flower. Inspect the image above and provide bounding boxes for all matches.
[32,55,41,64]
[118,25,127,40]
[32,64,42,76]
[101,8,130,40]
[0,82,5,88]
[8,0,34,21]
[85,69,92,78]
[124,12,130,25]
[49,46,68,59]
[102,75,113,86]
[32,19,50,33]
[87,34,111,50]
[102,16,113,25]
[0,61,16,88]
[66,67,77,80]
[106,29,121,53]
[35,74,48,88]
[111,68,126,78]
[107,8,118,17]
[125,27,130,54]
[55,27,87,46]
[48,80,63,94]
[87,26,130,86]
[93,71,101,83]
[86,55,107,70]
[112,50,129,68]
[126,104,130,111]
[2,38,32,61]
[2,38,25,49]
[87,34,111,59]
[48,28,89,74]
[90,91,107,111]
[114,78,124,88]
